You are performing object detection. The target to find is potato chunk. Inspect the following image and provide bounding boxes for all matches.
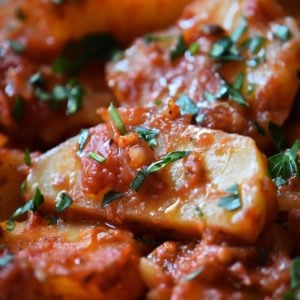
[0,149,26,221]
[107,0,300,149]
[0,217,145,300]
[26,106,275,242]
[0,0,191,54]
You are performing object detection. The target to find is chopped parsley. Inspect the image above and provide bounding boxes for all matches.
[55,192,73,212]
[268,140,300,186]
[283,257,300,299]
[7,187,44,231]
[12,96,24,122]
[170,35,188,61]
[0,252,13,268]
[101,191,124,207]
[218,184,241,211]
[195,206,204,217]
[272,24,292,42]
[189,42,200,55]
[183,267,204,282]
[242,36,266,54]
[24,148,31,166]
[89,152,106,163]
[77,129,89,156]
[175,94,198,116]
[29,72,45,88]
[9,40,26,54]
[231,18,248,43]
[131,151,191,192]
[135,126,160,149]
[108,103,126,135]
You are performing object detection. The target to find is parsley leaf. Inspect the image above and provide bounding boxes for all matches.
[268,140,300,186]
[55,192,73,212]
[24,148,31,166]
[0,252,13,268]
[175,94,198,116]
[108,103,126,135]
[135,126,160,149]
[218,184,241,211]
[131,151,191,192]
[12,96,24,123]
[101,191,124,207]
[9,40,26,54]
[183,267,204,283]
[189,42,200,55]
[170,35,188,61]
[272,24,292,42]
[77,129,89,156]
[231,18,248,43]
[89,152,106,163]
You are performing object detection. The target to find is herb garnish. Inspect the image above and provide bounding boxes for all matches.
[24,148,31,166]
[12,96,24,122]
[56,192,73,212]
[272,24,292,42]
[77,129,89,156]
[108,103,126,135]
[218,184,241,211]
[7,187,44,231]
[231,18,248,43]
[89,152,106,163]
[183,267,204,282]
[9,40,26,54]
[268,140,300,186]
[175,94,198,116]
[135,126,160,149]
[170,35,188,61]
[0,252,13,268]
[283,257,300,299]
[189,42,200,55]
[101,191,124,207]
[131,151,191,192]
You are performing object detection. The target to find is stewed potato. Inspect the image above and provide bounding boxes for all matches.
[26,105,275,242]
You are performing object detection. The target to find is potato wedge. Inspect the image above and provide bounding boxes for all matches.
[107,0,300,149]
[0,149,26,221]
[26,106,275,242]
[0,217,145,300]
[0,0,191,54]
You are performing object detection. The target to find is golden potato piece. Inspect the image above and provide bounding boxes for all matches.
[0,149,26,221]
[0,0,192,54]
[107,0,300,149]
[140,226,293,299]
[0,217,145,300]
[26,106,275,242]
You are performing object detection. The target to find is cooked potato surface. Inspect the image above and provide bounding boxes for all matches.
[0,217,145,300]
[107,0,300,149]
[26,106,275,242]
[0,0,192,54]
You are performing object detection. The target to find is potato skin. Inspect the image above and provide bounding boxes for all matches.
[0,0,192,55]
[0,216,145,300]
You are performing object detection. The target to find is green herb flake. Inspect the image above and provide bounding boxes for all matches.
[135,126,160,149]
[56,192,73,212]
[101,191,124,207]
[24,148,31,166]
[175,94,198,116]
[65,80,84,116]
[108,103,126,135]
[6,219,15,232]
[189,42,200,55]
[15,8,26,21]
[268,140,300,186]
[12,96,24,123]
[9,40,26,54]
[269,122,287,151]
[77,129,89,156]
[89,152,106,164]
[183,267,204,283]
[210,37,232,58]
[272,24,292,42]
[195,206,204,217]
[29,72,45,87]
[131,151,191,192]
[232,73,245,92]
[243,36,266,54]
[155,99,162,106]
[170,35,188,61]
[48,215,58,225]
[218,184,241,211]
[291,257,300,289]
[20,180,26,196]
[231,18,248,43]
[0,253,13,268]
[52,56,72,74]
